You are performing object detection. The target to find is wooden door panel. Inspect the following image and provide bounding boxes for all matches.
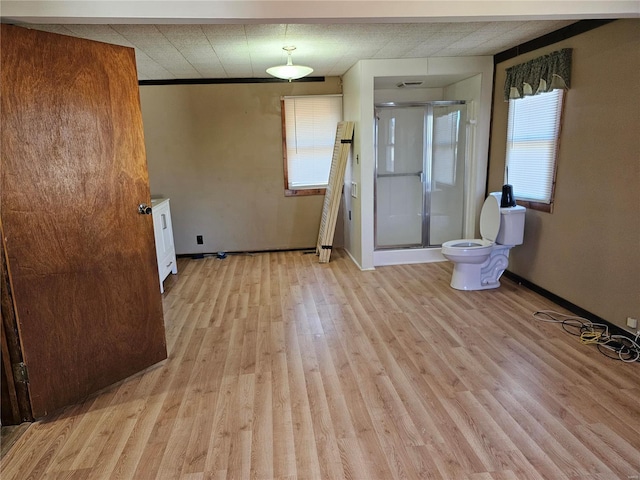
[1,25,167,418]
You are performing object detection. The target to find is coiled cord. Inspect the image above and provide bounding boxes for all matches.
[532,310,640,363]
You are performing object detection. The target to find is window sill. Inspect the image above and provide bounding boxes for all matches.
[516,199,553,213]
[285,188,326,197]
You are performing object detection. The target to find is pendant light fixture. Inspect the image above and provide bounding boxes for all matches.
[266,46,313,82]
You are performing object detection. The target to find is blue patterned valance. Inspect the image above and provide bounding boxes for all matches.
[504,48,572,101]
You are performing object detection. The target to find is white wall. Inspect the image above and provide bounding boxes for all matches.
[342,62,364,267]
[342,57,494,270]
[444,73,484,237]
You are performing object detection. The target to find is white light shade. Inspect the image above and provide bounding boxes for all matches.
[266,47,313,81]
[266,64,314,81]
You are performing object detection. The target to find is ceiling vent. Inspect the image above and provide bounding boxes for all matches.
[396,81,424,88]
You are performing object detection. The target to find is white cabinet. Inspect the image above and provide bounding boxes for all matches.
[151,198,177,293]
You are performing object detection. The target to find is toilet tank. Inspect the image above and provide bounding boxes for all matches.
[497,205,526,245]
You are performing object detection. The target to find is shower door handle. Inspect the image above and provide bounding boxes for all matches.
[377,172,423,178]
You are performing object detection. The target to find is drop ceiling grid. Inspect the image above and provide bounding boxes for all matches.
[23,20,577,80]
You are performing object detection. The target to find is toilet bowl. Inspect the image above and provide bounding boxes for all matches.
[441,192,526,290]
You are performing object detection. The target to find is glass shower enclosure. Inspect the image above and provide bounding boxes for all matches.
[375,101,467,249]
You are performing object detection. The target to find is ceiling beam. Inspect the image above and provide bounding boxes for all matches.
[2,1,639,25]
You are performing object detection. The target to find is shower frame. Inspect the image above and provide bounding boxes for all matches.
[374,100,467,250]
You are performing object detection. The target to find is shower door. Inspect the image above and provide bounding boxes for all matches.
[375,102,466,249]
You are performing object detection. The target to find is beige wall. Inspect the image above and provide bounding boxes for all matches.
[139,78,342,254]
[488,19,640,331]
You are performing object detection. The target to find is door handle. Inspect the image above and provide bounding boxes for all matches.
[138,203,152,215]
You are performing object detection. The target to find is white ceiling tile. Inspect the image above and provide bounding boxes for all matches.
[245,24,287,36]
[201,24,246,36]
[65,24,118,36]
[373,45,414,59]
[223,68,254,77]
[214,50,251,62]
[177,45,216,56]
[168,69,200,78]
[28,20,579,80]
[246,38,288,51]
[166,36,209,47]
[138,65,175,79]
[284,24,341,35]
[156,25,203,35]
[126,38,174,50]
[210,40,249,50]
[191,60,224,69]
[112,25,162,36]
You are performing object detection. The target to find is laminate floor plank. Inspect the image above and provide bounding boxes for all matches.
[2,250,639,480]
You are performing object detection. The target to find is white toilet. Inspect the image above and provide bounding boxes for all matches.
[441,192,526,290]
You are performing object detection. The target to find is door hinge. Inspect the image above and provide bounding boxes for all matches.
[12,362,29,384]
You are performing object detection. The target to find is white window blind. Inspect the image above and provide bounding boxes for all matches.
[505,88,563,204]
[284,95,342,190]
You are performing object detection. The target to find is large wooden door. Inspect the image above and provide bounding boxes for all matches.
[0,25,167,418]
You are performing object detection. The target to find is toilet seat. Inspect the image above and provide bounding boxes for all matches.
[441,238,493,254]
[441,195,501,254]
[479,194,501,242]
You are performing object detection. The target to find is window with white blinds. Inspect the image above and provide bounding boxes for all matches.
[283,95,342,191]
[505,88,564,204]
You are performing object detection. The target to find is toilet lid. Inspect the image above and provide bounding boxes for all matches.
[479,194,501,242]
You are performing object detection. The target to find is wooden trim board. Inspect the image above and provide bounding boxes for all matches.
[316,121,355,263]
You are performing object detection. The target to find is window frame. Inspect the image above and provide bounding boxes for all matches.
[504,88,566,213]
[281,95,342,197]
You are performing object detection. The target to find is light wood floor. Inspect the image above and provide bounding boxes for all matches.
[2,249,639,479]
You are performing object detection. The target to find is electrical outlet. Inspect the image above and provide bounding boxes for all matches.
[626,317,638,329]
[196,235,203,245]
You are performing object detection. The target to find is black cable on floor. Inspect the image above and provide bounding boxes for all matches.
[532,310,640,363]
